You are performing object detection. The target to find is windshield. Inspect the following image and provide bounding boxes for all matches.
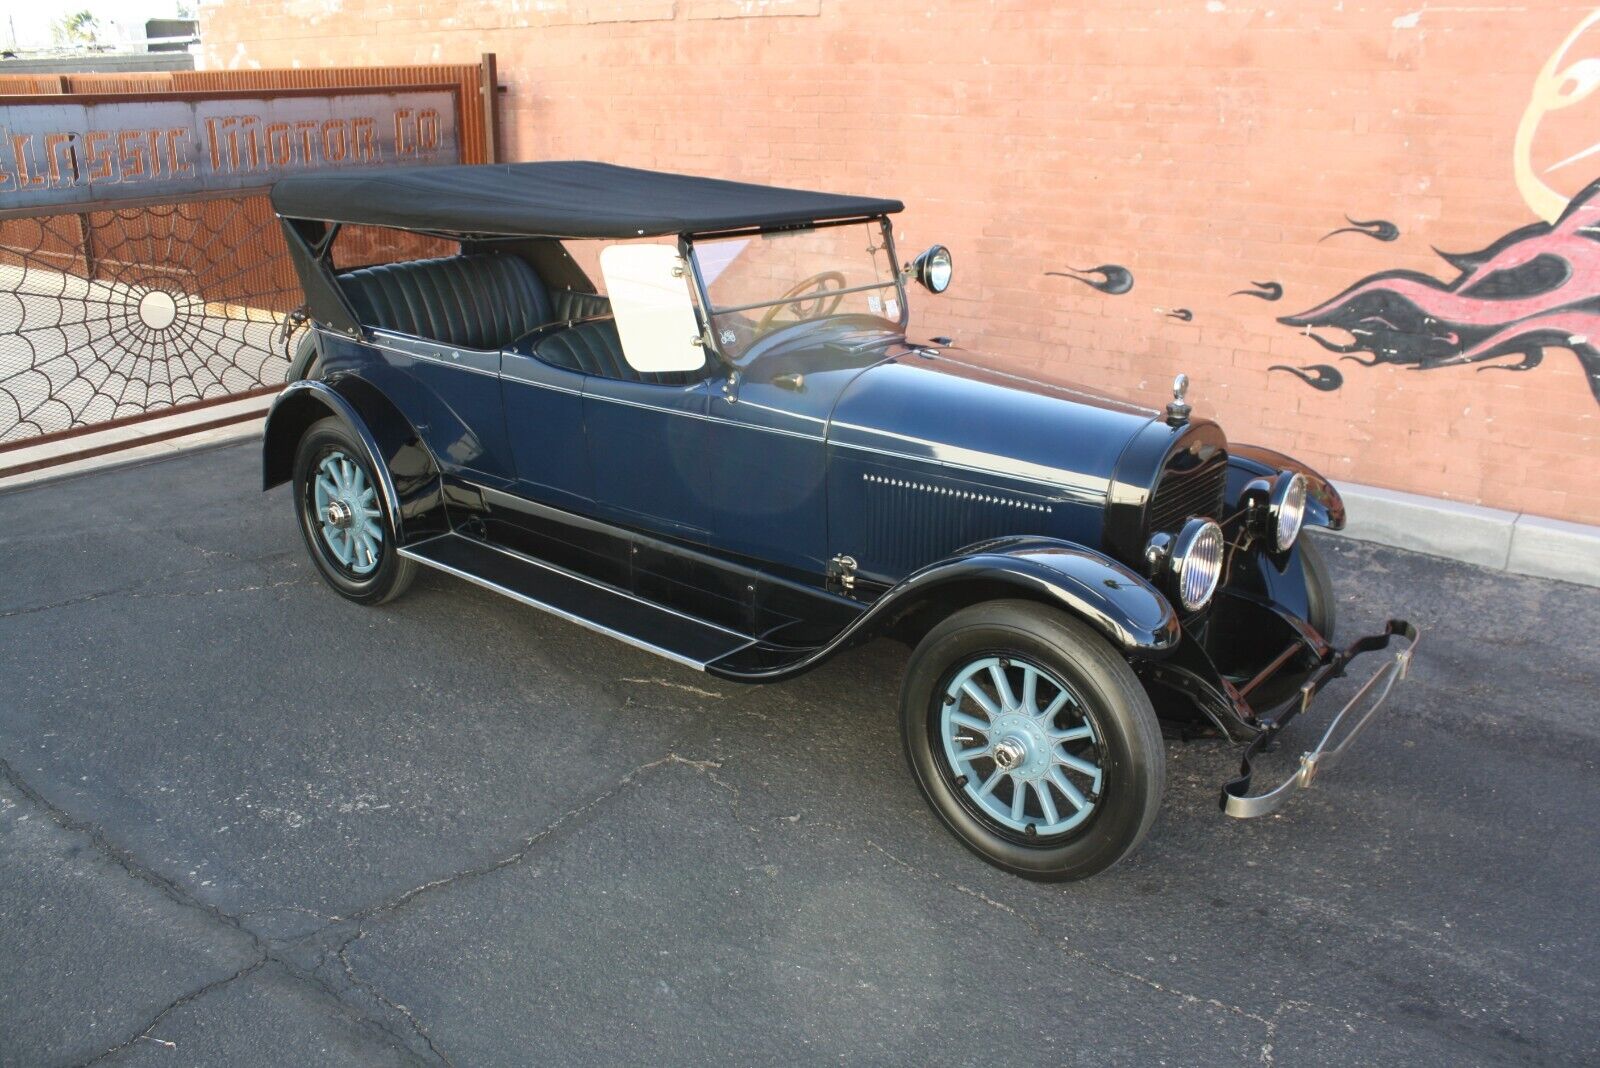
[690,219,903,359]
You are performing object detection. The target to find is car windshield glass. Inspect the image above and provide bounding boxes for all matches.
[691,219,902,358]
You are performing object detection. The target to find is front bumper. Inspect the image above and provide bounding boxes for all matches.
[1219,619,1420,819]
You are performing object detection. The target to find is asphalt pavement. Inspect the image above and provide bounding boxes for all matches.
[1,440,1596,1066]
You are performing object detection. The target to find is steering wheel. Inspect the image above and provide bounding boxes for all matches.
[757,271,848,332]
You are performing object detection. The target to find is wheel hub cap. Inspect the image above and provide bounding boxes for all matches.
[938,656,1105,837]
[324,499,354,530]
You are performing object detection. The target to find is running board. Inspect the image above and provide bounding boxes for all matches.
[399,533,756,671]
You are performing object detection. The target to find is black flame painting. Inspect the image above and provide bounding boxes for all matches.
[1277,178,1600,404]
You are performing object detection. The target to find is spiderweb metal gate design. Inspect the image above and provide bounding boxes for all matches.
[0,196,297,444]
[0,61,495,472]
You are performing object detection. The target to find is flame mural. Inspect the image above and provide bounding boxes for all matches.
[1277,178,1600,405]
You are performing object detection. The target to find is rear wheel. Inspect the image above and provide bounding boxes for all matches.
[901,600,1165,881]
[293,417,415,605]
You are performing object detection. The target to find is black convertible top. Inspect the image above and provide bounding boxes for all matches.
[270,160,903,238]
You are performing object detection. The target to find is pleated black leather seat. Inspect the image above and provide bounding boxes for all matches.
[339,254,553,351]
[339,253,701,385]
[528,318,707,386]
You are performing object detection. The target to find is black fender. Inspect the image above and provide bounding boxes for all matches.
[1226,443,1345,531]
[261,378,447,544]
[709,536,1179,683]
[287,331,321,383]
[870,536,1181,654]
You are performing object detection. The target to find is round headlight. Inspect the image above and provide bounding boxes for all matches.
[1272,473,1308,552]
[1172,517,1225,611]
[913,245,953,294]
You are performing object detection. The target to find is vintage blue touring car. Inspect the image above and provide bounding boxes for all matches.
[264,161,1417,880]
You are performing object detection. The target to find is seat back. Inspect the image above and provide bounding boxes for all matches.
[338,254,553,351]
[530,318,707,386]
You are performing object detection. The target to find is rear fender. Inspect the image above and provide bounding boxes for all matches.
[261,378,446,544]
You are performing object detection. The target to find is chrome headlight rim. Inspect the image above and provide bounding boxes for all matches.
[1169,517,1225,612]
[1270,472,1308,552]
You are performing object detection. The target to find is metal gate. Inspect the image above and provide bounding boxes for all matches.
[0,61,496,476]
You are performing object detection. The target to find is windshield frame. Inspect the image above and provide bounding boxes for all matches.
[684,215,908,366]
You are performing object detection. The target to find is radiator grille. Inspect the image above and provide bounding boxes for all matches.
[1146,450,1228,536]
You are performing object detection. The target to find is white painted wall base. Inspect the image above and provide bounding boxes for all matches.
[1332,482,1600,589]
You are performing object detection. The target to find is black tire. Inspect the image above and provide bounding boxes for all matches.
[1300,535,1337,642]
[901,600,1165,881]
[292,416,415,605]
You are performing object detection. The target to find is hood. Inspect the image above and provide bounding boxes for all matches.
[826,345,1160,505]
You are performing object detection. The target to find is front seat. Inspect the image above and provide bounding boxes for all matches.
[527,318,708,386]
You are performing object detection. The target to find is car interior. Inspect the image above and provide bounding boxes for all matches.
[335,251,710,386]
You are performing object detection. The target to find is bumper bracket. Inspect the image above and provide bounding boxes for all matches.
[1221,619,1420,819]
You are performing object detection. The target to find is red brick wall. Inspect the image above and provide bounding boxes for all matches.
[199,1,1600,524]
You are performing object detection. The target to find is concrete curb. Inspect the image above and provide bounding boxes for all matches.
[1332,481,1600,589]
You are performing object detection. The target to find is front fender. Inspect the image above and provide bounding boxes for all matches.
[872,536,1181,656]
[1227,443,1345,531]
[707,536,1179,683]
[261,378,446,545]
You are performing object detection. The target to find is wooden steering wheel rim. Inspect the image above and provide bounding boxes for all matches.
[757,271,849,331]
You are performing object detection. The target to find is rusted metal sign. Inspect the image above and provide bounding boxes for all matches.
[0,87,459,212]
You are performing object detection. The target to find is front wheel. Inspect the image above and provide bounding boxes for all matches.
[292,416,415,605]
[901,600,1165,881]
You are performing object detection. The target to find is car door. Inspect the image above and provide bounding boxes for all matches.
[499,349,593,511]
[702,366,835,577]
[583,376,713,542]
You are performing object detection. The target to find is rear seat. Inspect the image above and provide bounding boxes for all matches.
[340,253,702,385]
[340,253,610,352]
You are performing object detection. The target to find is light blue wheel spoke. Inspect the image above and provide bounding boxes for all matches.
[987,664,1017,711]
[1039,690,1070,720]
[329,529,354,566]
[959,681,999,718]
[949,711,990,734]
[954,744,988,767]
[1020,665,1039,714]
[1056,751,1099,777]
[939,654,1103,837]
[1049,767,1088,812]
[1036,783,1060,826]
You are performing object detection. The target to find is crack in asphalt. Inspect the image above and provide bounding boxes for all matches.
[74,958,270,1068]
[338,752,724,927]
[0,576,311,620]
[856,834,1287,1064]
[0,755,431,1066]
[1,749,727,1066]
[336,931,454,1067]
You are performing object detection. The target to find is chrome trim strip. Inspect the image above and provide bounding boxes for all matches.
[365,331,503,379]
[399,536,755,670]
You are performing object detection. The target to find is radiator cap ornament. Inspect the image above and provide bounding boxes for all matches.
[1166,373,1192,426]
